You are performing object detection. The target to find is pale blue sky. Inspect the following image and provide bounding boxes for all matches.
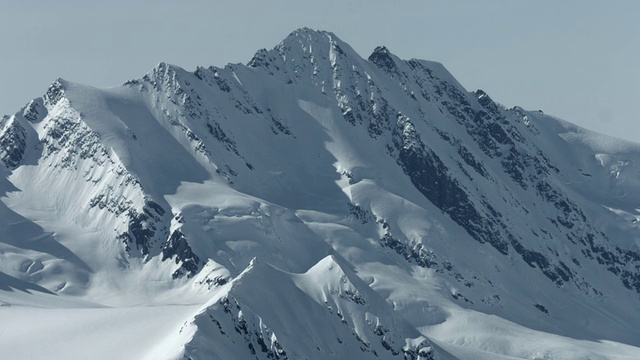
[1,1,638,141]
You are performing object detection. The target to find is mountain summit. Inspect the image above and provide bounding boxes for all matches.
[1,28,640,359]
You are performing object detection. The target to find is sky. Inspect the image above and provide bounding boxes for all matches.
[1,0,638,142]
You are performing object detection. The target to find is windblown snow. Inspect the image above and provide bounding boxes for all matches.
[1,28,640,360]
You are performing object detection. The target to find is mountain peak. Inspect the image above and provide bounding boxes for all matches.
[148,61,187,77]
[372,45,391,55]
[43,78,67,108]
[284,27,333,41]
[248,26,362,82]
[276,26,344,54]
[368,45,398,71]
[248,28,339,69]
[289,26,327,36]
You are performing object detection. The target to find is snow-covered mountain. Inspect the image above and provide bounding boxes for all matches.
[2,28,640,359]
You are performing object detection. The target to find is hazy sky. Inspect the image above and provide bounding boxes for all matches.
[1,1,638,142]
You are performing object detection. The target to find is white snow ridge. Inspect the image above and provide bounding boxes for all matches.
[1,28,640,359]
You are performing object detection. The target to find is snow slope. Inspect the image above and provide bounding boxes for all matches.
[1,28,640,359]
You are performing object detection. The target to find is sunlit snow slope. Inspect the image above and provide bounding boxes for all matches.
[1,28,640,360]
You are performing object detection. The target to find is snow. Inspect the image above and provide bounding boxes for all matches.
[422,308,640,360]
[0,303,200,360]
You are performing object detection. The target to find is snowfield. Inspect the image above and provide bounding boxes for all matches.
[1,28,640,359]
